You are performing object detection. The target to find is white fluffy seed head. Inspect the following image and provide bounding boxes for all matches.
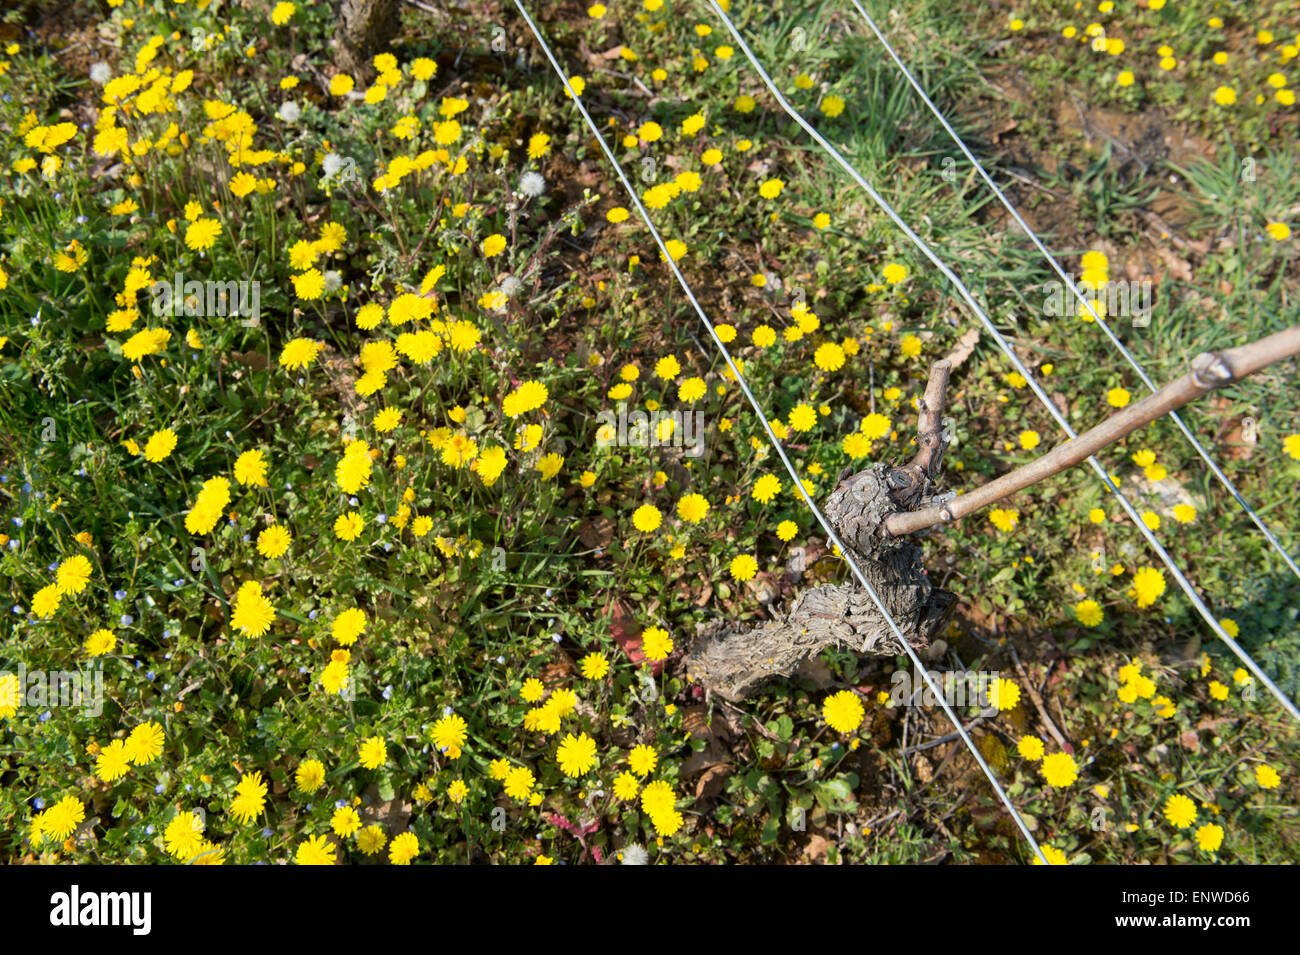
[519,171,546,197]
[621,844,649,865]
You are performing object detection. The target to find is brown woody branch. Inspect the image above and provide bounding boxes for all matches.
[885,325,1300,537]
[911,359,952,480]
[884,360,952,511]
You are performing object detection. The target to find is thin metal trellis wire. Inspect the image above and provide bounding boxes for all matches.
[847,0,1300,585]
[511,0,1051,865]
[705,0,1300,726]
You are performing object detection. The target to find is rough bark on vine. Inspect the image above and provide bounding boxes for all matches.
[334,0,401,82]
[684,464,956,701]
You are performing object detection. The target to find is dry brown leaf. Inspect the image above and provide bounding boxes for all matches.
[232,350,269,372]
[681,704,733,791]
[912,754,935,784]
[540,659,574,687]
[360,782,412,835]
[1216,414,1256,461]
[1154,245,1193,283]
[989,118,1019,145]
[802,833,834,863]
[578,516,615,549]
[693,763,731,802]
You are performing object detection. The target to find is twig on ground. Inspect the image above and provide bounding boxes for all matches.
[903,712,990,755]
[1009,645,1069,751]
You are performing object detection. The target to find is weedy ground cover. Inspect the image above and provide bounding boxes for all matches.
[0,0,1295,864]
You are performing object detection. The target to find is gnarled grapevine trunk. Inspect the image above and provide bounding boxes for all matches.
[684,464,956,701]
[685,326,1300,701]
[335,0,402,82]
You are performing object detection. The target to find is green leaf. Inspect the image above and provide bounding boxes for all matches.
[777,715,794,741]
[813,774,858,813]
